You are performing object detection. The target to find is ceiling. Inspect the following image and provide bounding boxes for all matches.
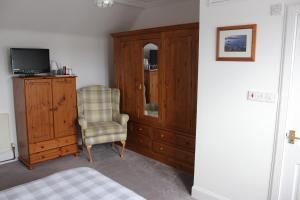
[0,0,196,37]
[115,0,195,8]
[0,0,142,37]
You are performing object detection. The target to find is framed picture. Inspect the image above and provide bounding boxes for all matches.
[216,24,257,61]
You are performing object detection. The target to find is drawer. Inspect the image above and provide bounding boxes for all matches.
[57,135,77,147]
[154,130,195,151]
[29,135,77,154]
[29,140,58,154]
[133,124,151,137]
[30,149,60,164]
[60,144,78,156]
[153,142,194,165]
[128,134,152,149]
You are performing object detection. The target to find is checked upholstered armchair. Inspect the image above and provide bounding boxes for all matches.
[77,85,129,162]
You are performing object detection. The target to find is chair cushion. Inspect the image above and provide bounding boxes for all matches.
[85,121,124,137]
[85,133,127,145]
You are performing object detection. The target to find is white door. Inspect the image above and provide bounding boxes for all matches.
[279,4,300,200]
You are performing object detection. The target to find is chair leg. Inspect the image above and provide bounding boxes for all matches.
[87,144,93,163]
[120,140,126,159]
[81,144,85,153]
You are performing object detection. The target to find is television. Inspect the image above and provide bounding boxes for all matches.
[149,50,158,66]
[10,48,50,75]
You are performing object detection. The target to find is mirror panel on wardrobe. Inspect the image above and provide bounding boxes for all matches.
[143,43,159,118]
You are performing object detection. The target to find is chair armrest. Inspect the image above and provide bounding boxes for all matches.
[78,118,88,130]
[114,114,129,126]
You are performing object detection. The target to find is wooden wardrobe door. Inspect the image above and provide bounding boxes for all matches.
[25,79,54,143]
[52,78,77,138]
[163,29,198,133]
[119,40,141,120]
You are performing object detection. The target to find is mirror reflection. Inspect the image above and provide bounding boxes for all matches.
[143,43,159,118]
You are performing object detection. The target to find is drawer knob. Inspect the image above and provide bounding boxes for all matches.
[138,128,143,131]
[41,156,45,159]
[159,147,164,151]
[160,134,165,138]
[40,146,44,149]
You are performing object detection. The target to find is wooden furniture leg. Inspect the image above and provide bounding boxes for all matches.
[87,144,93,163]
[120,140,126,159]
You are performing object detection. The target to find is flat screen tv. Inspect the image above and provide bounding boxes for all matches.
[11,48,50,75]
[149,50,158,65]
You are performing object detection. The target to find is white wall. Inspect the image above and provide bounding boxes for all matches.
[132,0,199,29]
[0,30,112,161]
[193,0,288,199]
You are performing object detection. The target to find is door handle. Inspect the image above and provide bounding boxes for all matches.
[287,130,300,144]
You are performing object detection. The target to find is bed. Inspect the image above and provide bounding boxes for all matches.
[0,167,145,200]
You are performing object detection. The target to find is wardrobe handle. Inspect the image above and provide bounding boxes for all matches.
[50,107,58,112]
[138,83,142,90]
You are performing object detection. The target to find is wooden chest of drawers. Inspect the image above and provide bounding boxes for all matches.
[13,76,78,169]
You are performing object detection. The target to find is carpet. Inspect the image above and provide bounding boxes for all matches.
[0,144,194,200]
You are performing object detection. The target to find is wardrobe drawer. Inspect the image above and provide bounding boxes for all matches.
[153,142,194,165]
[57,135,77,147]
[133,124,151,137]
[30,149,60,164]
[129,134,152,149]
[60,144,78,156]
[29,140,58,154]
[154,130,195,151]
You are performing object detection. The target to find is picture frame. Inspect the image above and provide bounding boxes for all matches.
[216,24,257,62]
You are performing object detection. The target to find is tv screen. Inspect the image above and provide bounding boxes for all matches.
[149,50,158,65]
[11,48,50,74]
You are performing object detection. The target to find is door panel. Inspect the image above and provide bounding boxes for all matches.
[279,6,300,200]
[25,79,54,143]
[163,30,198,133]
[120,40,140,119]
[52,78,77,138]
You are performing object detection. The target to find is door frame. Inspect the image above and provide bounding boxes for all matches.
[269,3,300,200]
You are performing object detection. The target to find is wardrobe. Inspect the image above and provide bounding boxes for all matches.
[13,76,78,169]
[112,23,198,173]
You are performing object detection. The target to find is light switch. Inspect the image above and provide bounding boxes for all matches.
[247,91,276,103]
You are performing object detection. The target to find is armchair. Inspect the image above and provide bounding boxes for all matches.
[77,85,129,162]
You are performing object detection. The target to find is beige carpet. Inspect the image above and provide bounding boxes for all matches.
[0,144,194,200]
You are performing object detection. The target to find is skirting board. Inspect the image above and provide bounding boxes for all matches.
[0,150,17,165]
[192,185,231,200]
